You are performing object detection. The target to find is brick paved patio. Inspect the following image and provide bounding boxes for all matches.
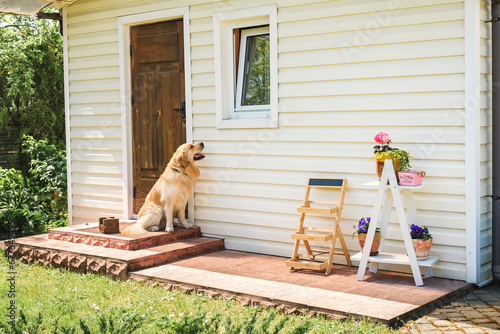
[130,249,473,324]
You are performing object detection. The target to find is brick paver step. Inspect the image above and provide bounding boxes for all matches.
[5,233,224,279]
[48,222,202,250]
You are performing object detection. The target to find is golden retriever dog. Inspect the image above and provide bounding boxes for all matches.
[122,142,205,235]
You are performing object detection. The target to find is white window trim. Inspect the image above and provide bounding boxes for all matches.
[213,5,278,129]
[234,26,271,117]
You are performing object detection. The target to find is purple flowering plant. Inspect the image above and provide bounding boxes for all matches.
[410,224,432,240]
[353,217,381,237]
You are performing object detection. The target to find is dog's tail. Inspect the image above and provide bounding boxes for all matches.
[121,222,148,236]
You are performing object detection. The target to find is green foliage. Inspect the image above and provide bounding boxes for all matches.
[0,167,48,236]
[290,320,313,334]
[155,307,298,334]
[78,309,145,334]
[0,168,31,210]
[0,307,308,334]
[0,136,67,237]
[55,317,78,334]
[372,149,412,172]
[155,307,221,334]
[1,308,145,334]
[0,310,43,334]
[0,12,65,153]
[22,134,67,192]
[0,207,46,237]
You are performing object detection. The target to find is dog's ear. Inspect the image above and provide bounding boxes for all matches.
[172,152,188,170]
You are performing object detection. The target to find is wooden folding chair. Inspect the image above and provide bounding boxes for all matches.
[286,178,351,275]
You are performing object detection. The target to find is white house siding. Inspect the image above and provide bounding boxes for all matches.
[192,0,468,281]
[65,0,479,281]
[480,0,493,285]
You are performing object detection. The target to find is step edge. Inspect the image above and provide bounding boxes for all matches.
[10,236,224,265]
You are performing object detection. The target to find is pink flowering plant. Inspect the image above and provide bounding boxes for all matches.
[410,224,432,240]
[374,132,392,146]
[370,131,412,171]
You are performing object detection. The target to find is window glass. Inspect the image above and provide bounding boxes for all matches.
[235,26,270,114]
[241,33,270,106]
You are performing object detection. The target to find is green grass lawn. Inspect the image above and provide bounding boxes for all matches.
[0,253,397,333]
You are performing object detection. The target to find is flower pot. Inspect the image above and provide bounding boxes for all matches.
[398,170,426,186]
[412,238,433,260]
[358,233,381,256]
[376,158,401,181]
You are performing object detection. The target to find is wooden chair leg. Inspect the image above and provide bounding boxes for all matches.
[290,239,300,270]
[326,228,338,275]
[336,225,352,267]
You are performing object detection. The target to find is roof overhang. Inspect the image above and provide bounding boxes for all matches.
[0,0,77,16]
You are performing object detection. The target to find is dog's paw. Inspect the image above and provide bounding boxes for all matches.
[150,225,160,232]
[180,221,193,229]
[165,226,174,233]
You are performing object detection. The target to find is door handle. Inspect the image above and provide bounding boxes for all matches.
[173,101,185,122]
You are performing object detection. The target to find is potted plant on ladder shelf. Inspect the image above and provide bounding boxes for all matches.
[370,132,412,181]
[410,224,433,261]
[353,217,381,256]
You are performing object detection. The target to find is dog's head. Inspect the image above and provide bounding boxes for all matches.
[171,142,205,170]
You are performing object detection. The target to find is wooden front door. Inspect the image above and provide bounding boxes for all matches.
[131,20,186,213]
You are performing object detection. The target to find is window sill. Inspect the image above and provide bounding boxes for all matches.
[216,117,278,129]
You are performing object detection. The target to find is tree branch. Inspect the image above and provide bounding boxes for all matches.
[3,25,25,30]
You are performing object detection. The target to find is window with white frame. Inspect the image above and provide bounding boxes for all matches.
[234,26,270,116]
[213,6,277,129]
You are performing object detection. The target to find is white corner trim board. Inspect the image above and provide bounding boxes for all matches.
[464,0,482,285]
[62,7,72,225]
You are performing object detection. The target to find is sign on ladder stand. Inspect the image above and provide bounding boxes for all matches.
[352,159,439,286]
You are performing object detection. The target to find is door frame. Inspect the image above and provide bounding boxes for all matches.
[118,7,193,223]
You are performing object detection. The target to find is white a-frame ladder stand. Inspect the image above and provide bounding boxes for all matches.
[353,159,439,286]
